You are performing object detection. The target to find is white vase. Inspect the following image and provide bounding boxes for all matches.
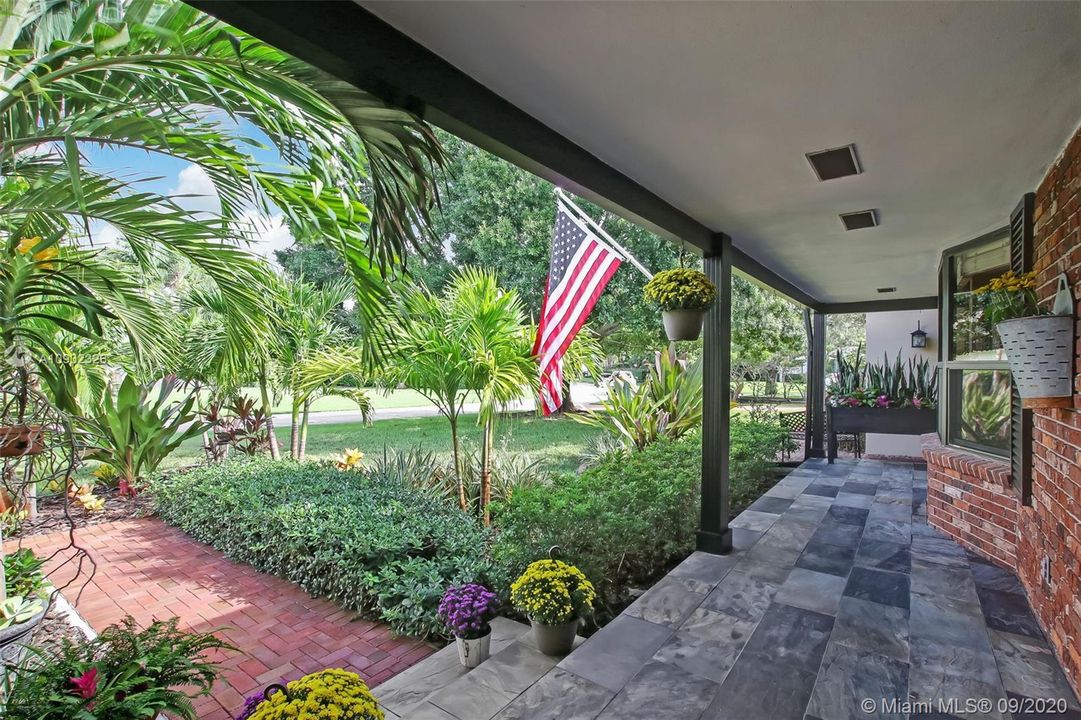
[455,629,491,668]
[996,315,1074,407]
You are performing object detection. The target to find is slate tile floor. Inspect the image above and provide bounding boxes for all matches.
[380,459,1081,720]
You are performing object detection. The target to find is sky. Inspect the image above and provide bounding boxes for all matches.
[80,118,295,264]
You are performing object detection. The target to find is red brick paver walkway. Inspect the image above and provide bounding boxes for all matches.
[8,518,434,719]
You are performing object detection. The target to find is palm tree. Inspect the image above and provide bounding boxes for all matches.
[384,268,535,520]
[456,270,537,525]
[0,0,446,391]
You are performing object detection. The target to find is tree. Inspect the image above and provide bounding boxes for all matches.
[380,269,535,518]
[273,277,358,461]
[422,132,679,364]
[0,0,447,395]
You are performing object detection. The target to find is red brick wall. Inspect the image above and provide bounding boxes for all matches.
[922,434,1018,568]
[1021,122,1081,693]
[923,121,1081,697]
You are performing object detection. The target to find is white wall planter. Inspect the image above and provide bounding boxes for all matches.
[997,315,1075,408]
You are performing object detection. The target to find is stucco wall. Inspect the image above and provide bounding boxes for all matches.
[864,310,938,457]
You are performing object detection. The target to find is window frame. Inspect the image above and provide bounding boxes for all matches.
[937,227,1013,460]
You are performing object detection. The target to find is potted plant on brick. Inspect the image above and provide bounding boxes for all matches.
[438,583,500,668]
[643,268,718,341]
[975,270,1075,408]
[510,559,595,657]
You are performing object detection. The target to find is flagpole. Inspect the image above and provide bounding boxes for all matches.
[555,188,654,280]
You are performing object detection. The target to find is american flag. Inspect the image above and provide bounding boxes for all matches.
[533,202,623,415]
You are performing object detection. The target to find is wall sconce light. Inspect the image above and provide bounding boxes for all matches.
[911,321,928,349]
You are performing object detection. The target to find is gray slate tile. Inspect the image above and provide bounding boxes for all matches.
[831,596,910,662]
[988,629,1081,709]
[557,614,672,694]
[595,659,719,719]
[844,567,911,610]
[797,540,858,577]
[623,575,706,628]
[807,643,910,720]
[494,668,615,720]
[775,567,848,616]
[703,652,817,720]
[701,570,779,622]
[654,609,756,684]
[741,602,835,671]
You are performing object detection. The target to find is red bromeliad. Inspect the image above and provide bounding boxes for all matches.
[70,667,99,699]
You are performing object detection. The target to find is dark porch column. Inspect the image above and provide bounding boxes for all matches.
[697,233,732,554]
[808,310,826,458]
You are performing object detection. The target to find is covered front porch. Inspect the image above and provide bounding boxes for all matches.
[374,457,1079,720]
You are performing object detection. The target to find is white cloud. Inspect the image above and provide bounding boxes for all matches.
[86,220,123,249]
[239,210,294,264]
[169,164,220,217]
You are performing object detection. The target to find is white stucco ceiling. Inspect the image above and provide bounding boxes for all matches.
[363,1,1081,304]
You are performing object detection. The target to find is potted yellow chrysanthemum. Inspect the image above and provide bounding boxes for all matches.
[510,559,595,656]
[239,669,383,720]
[975,270,1074,408]
[643,268,718,341]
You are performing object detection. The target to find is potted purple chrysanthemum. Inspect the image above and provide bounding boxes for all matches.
[438,583,500,668]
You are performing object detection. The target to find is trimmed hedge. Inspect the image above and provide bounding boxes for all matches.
[493,437,698,618]
[152,459,494,638]
[492,421,791,618]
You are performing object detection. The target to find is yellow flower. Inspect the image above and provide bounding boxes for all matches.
[15,237,40,255]
[14,237,59,268]
[335,448,365,470]
[247,669,384,720]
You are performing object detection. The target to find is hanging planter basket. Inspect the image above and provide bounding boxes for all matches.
[644,268,717,343]
[997,315,1075,408]
[662,309,705,342]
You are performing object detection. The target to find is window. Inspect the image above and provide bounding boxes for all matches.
[941,232,1011,457]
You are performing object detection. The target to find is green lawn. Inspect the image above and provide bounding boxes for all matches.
[166,412,602,475]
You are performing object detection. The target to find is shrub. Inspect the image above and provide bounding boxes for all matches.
[4,617,229,720]
[152,458,494,638]
[493,421,792,618]
[492,437,700,617]
[729,419,795,512]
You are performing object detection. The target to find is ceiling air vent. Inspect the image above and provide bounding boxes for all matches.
[877,287,896,294]
[806,144,861,181]
[840,210,878,231]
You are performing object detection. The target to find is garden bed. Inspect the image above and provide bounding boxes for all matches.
[9,487,154,540]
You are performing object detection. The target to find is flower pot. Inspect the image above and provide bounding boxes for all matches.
[0,606,45,663]
[531,618,578,656]
[996,315,1075,408]
[0,424,43,458]
[662,310,705,342]
[455,628,491,668]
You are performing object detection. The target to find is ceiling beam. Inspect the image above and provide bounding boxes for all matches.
[191,0,822,308]
[818,296,939,315]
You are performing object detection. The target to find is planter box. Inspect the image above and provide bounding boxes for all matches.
[827,406,936,463]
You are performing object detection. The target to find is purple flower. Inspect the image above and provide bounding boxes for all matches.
[438,584,500,639]
[912,396,923,409]
[235,692,265,720]
[875,394,890,408]
[847,397,860,407]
